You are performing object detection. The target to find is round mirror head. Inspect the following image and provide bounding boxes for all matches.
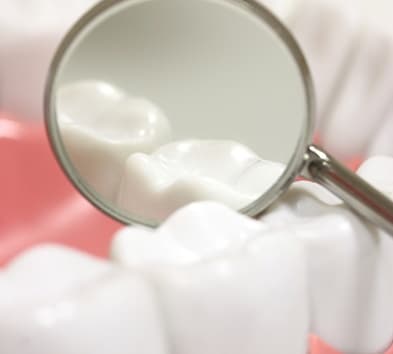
[45,0,314,226]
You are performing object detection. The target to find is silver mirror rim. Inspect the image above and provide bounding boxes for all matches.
[44,0,316,227]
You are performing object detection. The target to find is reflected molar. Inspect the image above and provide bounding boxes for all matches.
[112,203,309,354]
[0,245,168,354]
[0,0,98,119]
[58,80,172,202]
[117,140,285,222]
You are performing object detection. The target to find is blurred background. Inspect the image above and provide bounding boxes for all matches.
[1,0,392,264]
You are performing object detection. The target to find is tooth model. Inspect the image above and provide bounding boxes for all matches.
[112,155,393,354]
[0,0,99,119]
[288,0,393,160]
[2,156,393,354]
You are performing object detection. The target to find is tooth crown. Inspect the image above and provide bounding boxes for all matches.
[0,245,169,354]
[58,80,172,203]
[111,155,393,354]
[0,0,98,119]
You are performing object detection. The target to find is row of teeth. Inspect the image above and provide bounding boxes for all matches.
[2,0,392,160]
[285,0,393,160]
[2,0,393,353]
[1,156,393,354]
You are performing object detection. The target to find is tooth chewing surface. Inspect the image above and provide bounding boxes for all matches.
[117,140,284,222]
[112,156,393,354]
[58,80,172,203]
[0,245,169,354]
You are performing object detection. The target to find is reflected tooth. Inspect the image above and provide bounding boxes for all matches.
[0,245,168,354]
[111,203,309,354]
[58,80,172,202]
[321,28,393,159]
[117,140,284,221]
[0,0,98,119]
[288,0,358,124]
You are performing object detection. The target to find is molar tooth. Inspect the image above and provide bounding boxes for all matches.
[263,159,393,354]
[58,80,172,203]
[154,234,309,354]
[262,180,341,228]
[111,202,266,267]
[111,203,309,354]
[367,112,393,157]
[356,156,393,199]
[0,0,98,119]
[288,0,358,124]
[259,0,300,19]
[0,245,168,354]
[321,28,393,159]
[295,211,393,354]
[117,140,284,221]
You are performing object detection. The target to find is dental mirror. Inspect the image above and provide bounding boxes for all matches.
[45,0,393,233]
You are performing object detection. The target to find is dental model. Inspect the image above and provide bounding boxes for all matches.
[58,81,285,219]
[288,0,393,159]
[0,0,99,119]
[2,0,393,353]
[1,156,393,354]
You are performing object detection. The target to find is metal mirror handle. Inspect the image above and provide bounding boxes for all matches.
[303,145,393,235]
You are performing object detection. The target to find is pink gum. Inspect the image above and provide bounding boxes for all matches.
[310,335,393,354]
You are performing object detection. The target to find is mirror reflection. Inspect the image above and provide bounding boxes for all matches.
[51,0,308,223]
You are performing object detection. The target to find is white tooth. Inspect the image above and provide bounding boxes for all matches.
[111,226,200,268]
[367,110,393,157]
[299,211,393,354]
[58,80,172,203]
[117,140,285,222]
[155,235,309,354]
[0,0,98,119]
[265,173,393,354]
[0,245,168,354]
[111,201,266,267]
[112,203,309,354]
[356,155,393,199]
[321,28,393,159]
[259,0,300,19]
[288,0,359,124]
[263,180,342,228]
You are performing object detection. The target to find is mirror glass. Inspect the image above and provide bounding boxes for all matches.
[48,0,311,225]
